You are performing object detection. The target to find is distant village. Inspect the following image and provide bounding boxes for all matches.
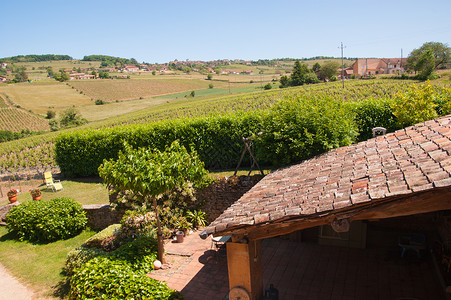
[0,57,408,83]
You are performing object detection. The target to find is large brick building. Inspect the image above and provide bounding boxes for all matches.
[352,58,407,77]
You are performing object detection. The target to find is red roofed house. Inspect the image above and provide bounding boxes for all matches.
[352,58,407,77]
[204,115,451,299]
[123,65,139,72]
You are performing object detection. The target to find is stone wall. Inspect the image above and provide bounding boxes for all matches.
[82,204,125,231]
[0,202,19,225]
[198,175,264,223]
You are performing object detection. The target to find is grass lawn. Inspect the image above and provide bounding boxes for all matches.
[0,178,109,206]
[0,226,95,299]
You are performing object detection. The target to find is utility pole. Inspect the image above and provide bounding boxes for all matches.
[401,48,403,76]
[339,42,346,88]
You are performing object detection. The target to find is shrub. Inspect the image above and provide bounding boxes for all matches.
[109,236,158,272]
[46,110,56,119]
[110,209,157,246]
[185,210,207,229]
[49,119,60,131]
[6,197,87,242]
[64,246,106,277]
[69,256,182,300]
[264,83,272,90]
[304,72,320,84]
[83,224,121,249]
[95,99,104,105]
[391,82,438,128]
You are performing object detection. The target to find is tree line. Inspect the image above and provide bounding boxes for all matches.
[0,54,72,63]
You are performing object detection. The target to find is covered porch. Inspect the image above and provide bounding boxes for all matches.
[204,116,451,299]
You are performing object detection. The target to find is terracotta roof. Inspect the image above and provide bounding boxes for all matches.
[205,115,451,235]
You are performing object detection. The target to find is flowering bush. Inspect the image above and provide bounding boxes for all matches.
[30,188,41,197]
[120,209,155,240]
[7,189,18,197]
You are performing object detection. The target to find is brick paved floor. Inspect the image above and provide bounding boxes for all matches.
[149,228,445,300]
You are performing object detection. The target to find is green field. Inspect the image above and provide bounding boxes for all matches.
[0,81,92,116]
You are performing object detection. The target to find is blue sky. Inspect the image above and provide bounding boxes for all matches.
[1,0,450,63]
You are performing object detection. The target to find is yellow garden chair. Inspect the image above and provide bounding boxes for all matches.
[44,171,64,192]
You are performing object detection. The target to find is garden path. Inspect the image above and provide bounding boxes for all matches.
[0,262,34,300]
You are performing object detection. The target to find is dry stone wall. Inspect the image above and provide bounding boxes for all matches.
[198,175,264,223]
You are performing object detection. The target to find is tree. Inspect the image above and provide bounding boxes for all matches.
[59,107,87,127]
[54,72,70,82]
[290,60,309,86]
[206,74,213,80]
[312,62,321,72]
[98,141,210,263]
[417,49,436,79]
[98,71,109,79]
[61,72,70,81]
[319,61,340,81]
[14,69,28,82]
[407,42,451,72]
[279,75,289,88]
[279,60,312,87]
[46,66,54,77]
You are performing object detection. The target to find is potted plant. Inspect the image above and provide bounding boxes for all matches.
[30,188,41,201]
[7,189,18,203]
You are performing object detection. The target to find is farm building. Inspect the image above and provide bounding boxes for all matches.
[204,115,451,299]
[122,65,139,72]
[352,58,407,77]
[70,73,95,80]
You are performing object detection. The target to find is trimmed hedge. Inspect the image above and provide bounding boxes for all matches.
[257,95,357,166]
[55,113,262,177]
[6,197,87,242]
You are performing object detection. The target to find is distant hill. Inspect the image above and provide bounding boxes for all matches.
[0,54,72,63]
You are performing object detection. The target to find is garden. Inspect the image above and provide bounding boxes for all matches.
[1,80,450,298]
[1,141,214,299]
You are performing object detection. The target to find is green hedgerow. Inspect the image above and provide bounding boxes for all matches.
[6,197,87,242]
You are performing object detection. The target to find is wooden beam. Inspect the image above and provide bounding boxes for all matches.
[218,188,451,242]
[227,240,263,300]
[351,188,451,221]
